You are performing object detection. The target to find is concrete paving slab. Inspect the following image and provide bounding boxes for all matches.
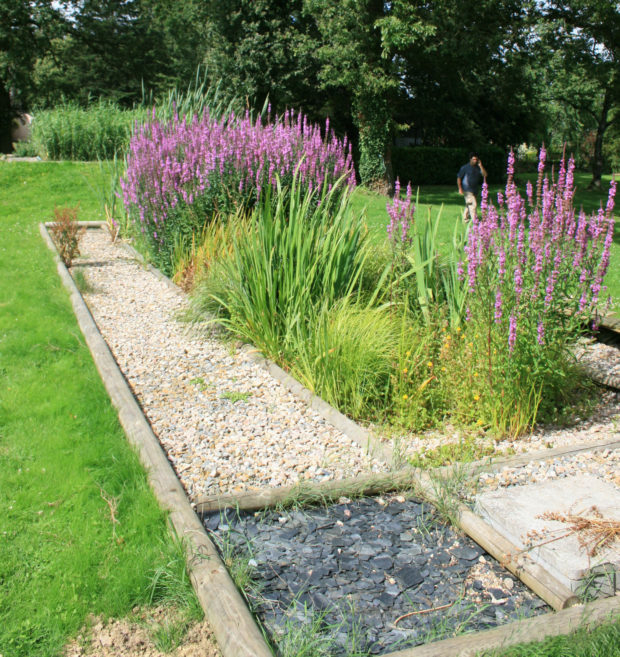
[475,474,619,597]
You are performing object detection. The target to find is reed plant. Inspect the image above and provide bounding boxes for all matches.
[142,68,244,125]
[191,174,366,361]
[30,100,143,161]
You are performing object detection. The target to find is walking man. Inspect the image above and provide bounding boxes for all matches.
[457,152,487,221]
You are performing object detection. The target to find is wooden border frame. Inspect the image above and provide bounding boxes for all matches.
[42,222,620,657]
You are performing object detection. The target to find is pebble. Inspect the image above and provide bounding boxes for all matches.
[77,230,386,500]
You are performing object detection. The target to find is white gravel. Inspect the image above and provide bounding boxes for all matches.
[477,448,620,492]
[77,229,387,501]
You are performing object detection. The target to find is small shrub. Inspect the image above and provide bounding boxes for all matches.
[49,205,85,267]
[11,140,39,158]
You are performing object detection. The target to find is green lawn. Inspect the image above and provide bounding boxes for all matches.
[0,161,617,656]
[0,162,199,657]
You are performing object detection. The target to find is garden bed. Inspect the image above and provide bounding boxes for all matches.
[45,223,620,657]
[74,228,620,502]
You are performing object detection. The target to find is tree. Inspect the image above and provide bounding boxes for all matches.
[387,0,540,149]
[305,0,435,190]
[539,1,620,187]
[201,0,324,117]
[0,0,63,150]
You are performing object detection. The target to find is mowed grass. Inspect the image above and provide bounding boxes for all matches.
[0,162,617,657]
[0,162,200,657]
[351,172,620,311]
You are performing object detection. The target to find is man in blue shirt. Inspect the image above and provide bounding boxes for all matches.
[457,152,487,221]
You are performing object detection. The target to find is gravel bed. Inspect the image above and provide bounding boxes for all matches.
[77,230,386,500]
[206,495,548,656]
[576,337,620,383]
[476,447,620,492]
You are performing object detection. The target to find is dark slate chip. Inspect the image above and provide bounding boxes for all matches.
[489,587,507,599]
[309,591,332,611]
[434,551,452,565]
[339,558,358,571]
[371,554,394,571]
[377,592,394,605]
[204,514,220,531]
[394,566,424,590]
[420,580,435,595]
[206,494,548,657]
[452,546,483,561]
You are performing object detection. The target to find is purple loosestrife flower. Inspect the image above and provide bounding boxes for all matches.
[494,289,503,323]
[509,313,517,352]
[386,178,414,246]
[122,109,356,258]
[465,147,614,364]
[537,320,545,345]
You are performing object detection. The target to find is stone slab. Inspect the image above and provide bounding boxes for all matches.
[475,474,620,596]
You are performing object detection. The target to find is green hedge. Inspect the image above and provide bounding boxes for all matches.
[392,145,507,186]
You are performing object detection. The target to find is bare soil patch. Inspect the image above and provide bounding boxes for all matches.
[64,607,221,657]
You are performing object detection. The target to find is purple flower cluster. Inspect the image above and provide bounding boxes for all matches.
[386,178,414,245]
[464,148,616,353]
[121,108,356,243]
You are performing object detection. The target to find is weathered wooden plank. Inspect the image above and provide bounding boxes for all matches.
[380,595,620,657]
[195,469,419,514]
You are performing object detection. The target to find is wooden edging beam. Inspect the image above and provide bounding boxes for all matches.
[194,438,620,514]
[40,223,273,657]
[379,595,620,657]
[438,437,620,479]
[195,469,419,514]
[54,223,620,657]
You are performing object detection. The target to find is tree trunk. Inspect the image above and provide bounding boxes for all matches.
[354,92,391,193]
[589,87,612,190]
[0,83,13,154]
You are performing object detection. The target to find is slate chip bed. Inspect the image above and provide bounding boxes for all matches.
[205,496,548,655]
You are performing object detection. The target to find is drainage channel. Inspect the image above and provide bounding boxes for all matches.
[203,495,549,656]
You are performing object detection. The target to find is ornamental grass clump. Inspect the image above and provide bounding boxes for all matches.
[121,109,355,275]
[192,172,367,362]
[460,148,616,435]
